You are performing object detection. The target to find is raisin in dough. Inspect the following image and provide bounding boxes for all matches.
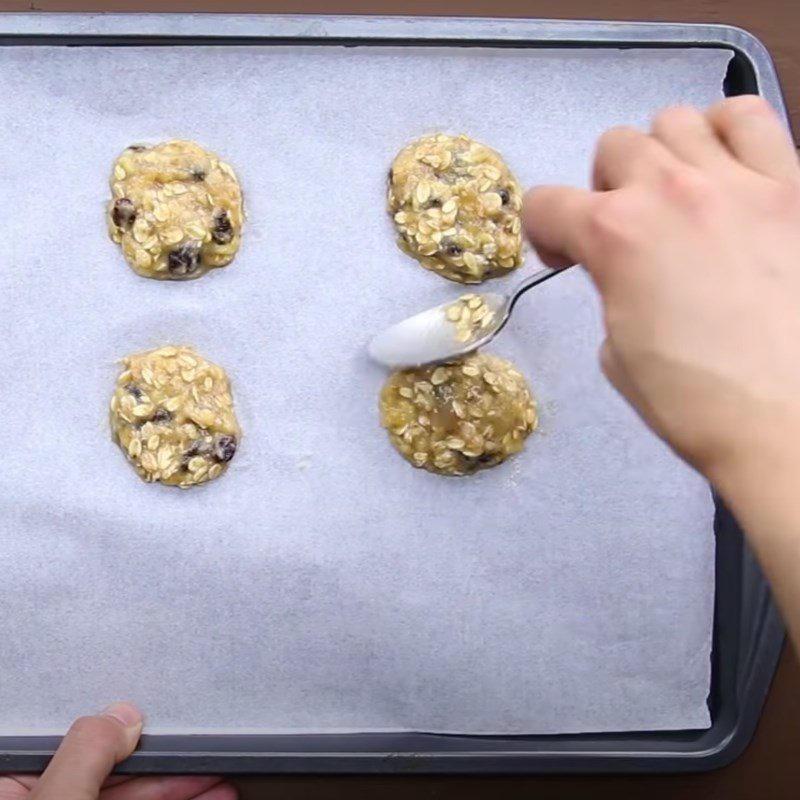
[388,134,523,284]
[110,346,240,487]
[108,140,243,280]
[380,352,537,476]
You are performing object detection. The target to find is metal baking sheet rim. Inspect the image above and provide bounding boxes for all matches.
[0,13,786,775]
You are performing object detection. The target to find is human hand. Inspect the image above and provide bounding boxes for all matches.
[0,704,236,800]
[523,96,800,488]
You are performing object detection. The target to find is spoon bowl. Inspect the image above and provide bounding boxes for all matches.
[368,266,561,369]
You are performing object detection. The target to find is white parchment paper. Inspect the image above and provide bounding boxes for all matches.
[0,44,725,735]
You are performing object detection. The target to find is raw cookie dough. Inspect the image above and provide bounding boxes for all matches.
[110,346,240,487]
[380,352,537,476]
[388,133,523,284]
[107,140,243,280]
[444,293,498,344]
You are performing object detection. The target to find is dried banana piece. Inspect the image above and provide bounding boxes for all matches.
[110,346,240,488]
[108,140,243,280]
[380,352,536,476]
[388,133,523,284]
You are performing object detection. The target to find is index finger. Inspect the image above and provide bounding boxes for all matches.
[522,185,596,269]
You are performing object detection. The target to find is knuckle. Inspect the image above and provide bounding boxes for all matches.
[652,104,698,133]
[658,165,713,212]
[714,94,773,125]
[585,193,639,250]
[598,125,640,153]
[726,94,773,116]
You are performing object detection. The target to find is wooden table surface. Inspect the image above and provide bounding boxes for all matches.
[3,0,798,796]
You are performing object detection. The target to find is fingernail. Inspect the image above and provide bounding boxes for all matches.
[102,702,143,730]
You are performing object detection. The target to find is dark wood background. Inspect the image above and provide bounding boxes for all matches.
[3,1,798,796]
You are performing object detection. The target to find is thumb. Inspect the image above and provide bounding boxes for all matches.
[30,703,143,800]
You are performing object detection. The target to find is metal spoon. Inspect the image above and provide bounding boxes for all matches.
[368,265,562,369]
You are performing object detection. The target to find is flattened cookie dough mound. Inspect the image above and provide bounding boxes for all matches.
[107,140,243,280]
[388,133,523,284]
[380,352,537,476]
[110,346,240,487]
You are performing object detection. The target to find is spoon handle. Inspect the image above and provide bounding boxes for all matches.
[508,265,564,314]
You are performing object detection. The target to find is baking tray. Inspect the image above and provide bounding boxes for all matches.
[0,13,786,775]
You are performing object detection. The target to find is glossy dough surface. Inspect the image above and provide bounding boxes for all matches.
[388,133,523,283]
[380,352,537,476]
[107,140,243,280]
[110,346,240,487]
